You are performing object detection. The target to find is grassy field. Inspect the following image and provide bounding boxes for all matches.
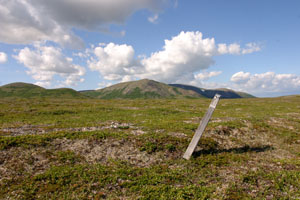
[0,96,299,199]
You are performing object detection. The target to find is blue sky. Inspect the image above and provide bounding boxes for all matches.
[0,0,300,97]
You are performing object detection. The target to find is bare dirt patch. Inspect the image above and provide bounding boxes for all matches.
[0,146,56,182]
[131,129,146,136]
[183,117,200,124]
[0,137,164,182]
[53,138,163,167]
[168,132,187,139]
[286,112,300,116]
[205,123,272,150]
[210,117,236,123]
[0,121,138,137]
[1,125,50,136]
[184,117,236,124]
[267,117,295,130]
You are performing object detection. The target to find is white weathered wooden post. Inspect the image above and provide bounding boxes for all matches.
[183,94,221,160]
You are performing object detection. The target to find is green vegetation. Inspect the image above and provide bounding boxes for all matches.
[236,91,256,98]
[81,79,204,99]
[94,87,162,99]
[170,84,255,99]
[0,82,87,99]
[0,95,299,199]
[1,80,255,99]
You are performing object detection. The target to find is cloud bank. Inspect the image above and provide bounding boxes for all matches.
[88,31,260,84]
[14,44,85,87]
[0,0,166,48]
[231,71,300,95]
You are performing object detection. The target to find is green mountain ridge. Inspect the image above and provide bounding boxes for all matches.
[0,80,255,99]
[81,79,204,99]
[169,84,256,99]
[82,79,255,99]
[0,82,87,98]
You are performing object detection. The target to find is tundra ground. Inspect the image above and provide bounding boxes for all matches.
[0,96,299,199]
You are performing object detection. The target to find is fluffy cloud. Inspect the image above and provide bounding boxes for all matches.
[14,44,85,87]
[0,0,166,47]
[140,31,217,82]
[241,43,262,54]
[88,31,260,84]
[218,42,261,55]
[194,71,222,81]
[185,71,224,89]
[231,71,300,95]
[231,71,251,83]
[0,52,7,63]
[88,43,143,82]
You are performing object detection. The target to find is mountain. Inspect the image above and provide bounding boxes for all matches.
[169,84,255,99]
[0,82,87,98]
[0,80,255,99]
[81,79,204,99]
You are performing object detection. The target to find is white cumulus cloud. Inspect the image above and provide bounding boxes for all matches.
[231,71,300,95]
[140,31,217,83]
[194,71,222,81]
[14,44,85,87]
[0,52,7,63]
[0,0,166,48]
[187,71,224,89]
[241,43,262,54]
[88,43,143,82]
[88,31,260,85]
[218,42,261,55]
[230,71,251,83]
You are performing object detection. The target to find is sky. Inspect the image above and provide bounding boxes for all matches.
[0,0,300,97]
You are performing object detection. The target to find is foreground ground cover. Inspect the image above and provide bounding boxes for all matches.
[0,96,299,199]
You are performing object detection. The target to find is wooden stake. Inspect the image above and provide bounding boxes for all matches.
[183,94,221,160]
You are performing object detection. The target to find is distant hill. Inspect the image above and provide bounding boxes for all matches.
[81,79,204,99]
[0,81,255,99]
[169,84,255,99]
[0,82,87,98]
[235,91,256,98]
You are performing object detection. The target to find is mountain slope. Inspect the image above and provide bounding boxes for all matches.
[236,91,256,98]
[0,82,87,98]
[0,81,255,99]
[169,84,255,99]
[81,79,204,99]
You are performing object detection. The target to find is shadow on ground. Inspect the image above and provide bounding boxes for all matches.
[193,145,273,157]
